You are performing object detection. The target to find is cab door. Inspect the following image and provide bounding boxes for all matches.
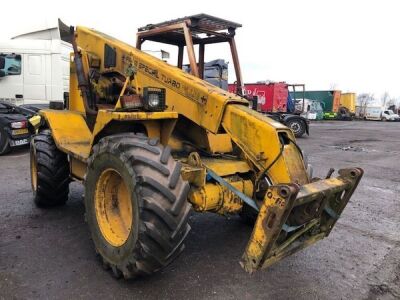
[23,54,46,103]
[0,53,23,104]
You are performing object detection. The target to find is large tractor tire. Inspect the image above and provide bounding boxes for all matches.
[84,133,191,279]
[30,130,70,207]
[286,119,306,138]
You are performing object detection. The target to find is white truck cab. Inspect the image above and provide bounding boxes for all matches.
[0,23,72,106]
[295,98,323,120]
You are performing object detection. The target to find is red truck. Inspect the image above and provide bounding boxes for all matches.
[228,82,309,137]
[234,82,288,112]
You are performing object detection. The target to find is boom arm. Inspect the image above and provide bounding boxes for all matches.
[73,26,308,185]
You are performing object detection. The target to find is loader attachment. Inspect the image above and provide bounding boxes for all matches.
[241,167,363,273]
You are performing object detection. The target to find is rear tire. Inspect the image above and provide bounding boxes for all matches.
[0,127,11,155]
[84,133,191,279]
[287,119,306,138]
[30,130,70,207]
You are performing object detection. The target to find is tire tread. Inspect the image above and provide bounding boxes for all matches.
[86,134,191,279]
[31,131,69,207]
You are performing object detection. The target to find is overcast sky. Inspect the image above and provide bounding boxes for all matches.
[1,0,398,100]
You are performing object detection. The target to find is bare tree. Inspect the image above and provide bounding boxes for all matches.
[381,91,390,107]
[357,93,374,106]
[386,97,396,108]
[329,83,338,90]
[357,93,374,117]
[387,96,400,113]
[395,97,400,113]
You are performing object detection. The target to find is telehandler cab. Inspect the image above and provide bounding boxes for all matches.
[30,15,363,278]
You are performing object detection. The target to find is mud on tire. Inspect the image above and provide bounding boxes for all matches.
[30,130,70,207]
[84,133,191,279]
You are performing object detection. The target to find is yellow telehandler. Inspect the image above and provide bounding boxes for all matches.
[29,15,363,278]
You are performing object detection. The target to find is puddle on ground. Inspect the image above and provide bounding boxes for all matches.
[347,139,381,143]
[333,145,374,152]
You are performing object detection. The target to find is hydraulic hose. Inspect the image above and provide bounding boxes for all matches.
[69,26,97,119]
[253,136,303,200]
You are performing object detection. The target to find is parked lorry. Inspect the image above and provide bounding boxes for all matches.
[0,22,69,154]
[237,82,288,112]
[228,82,310,137]
[290,90,341,119]
[340,93,356,115]
[0,23,71,105]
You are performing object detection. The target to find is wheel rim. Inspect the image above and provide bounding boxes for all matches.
[290,122,301,134]
[95,168,133,247]
[30,147,38,192]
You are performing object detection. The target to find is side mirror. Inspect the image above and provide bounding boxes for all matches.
[161,50,170,60]
[0,56,5,69]
[0,70,5,77]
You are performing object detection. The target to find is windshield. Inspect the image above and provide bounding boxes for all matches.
[311,101,323,111]
[0,54,22,75]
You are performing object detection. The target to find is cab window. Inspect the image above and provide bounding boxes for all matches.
[0,53,22,75]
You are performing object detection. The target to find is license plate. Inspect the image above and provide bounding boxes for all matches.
[13,138,29,146]
[12,128,29,135]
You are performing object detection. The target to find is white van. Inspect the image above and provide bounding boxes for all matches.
[0,23,72,106]
[364,106,382,120]
[355,106,400,121]
[381,109,400,121]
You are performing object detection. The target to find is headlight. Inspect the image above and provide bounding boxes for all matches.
[143,87,166,112]
[148,93,160,107]
[10,121,27,129]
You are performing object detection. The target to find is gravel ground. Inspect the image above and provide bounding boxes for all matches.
[0,120,399,300]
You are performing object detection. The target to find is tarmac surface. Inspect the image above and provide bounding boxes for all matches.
[0,120,399,300]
